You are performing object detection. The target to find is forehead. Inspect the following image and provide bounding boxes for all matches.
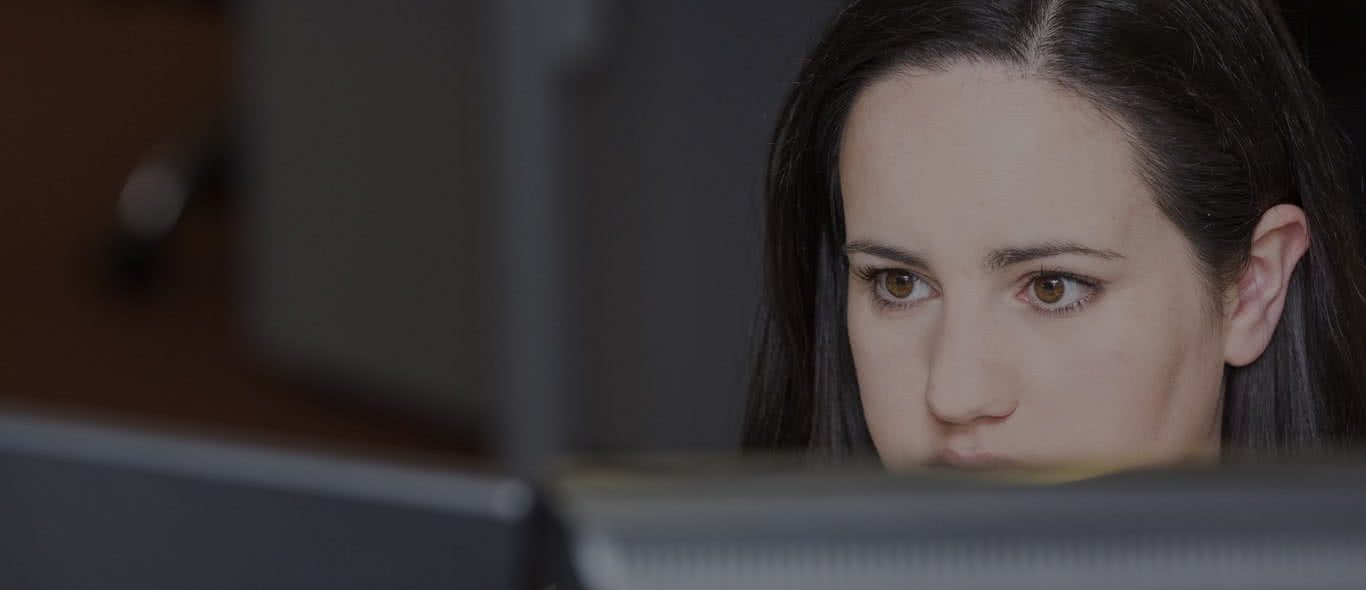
[838,64,1154,256]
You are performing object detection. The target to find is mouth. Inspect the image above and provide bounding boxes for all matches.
[929,448,1016,470]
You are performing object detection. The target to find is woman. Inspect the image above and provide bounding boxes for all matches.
[743,0,1366,470]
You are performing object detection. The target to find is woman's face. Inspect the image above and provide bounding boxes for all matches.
[839,64,1228,470]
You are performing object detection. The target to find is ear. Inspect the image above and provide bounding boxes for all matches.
[1224,204,1310,367]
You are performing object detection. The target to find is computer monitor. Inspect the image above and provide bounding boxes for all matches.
[0,409,536,590]
[552,458,1366,590]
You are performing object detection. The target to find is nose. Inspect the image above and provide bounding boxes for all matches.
[923,304,1018,425]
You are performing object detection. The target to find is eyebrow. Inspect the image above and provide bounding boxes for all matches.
[985,241,1124,270]
[843,239,1123,271]
[843,240,931,269]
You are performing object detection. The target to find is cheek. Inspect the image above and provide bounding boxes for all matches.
[1010,286,1225,462]
[847,304,937,466]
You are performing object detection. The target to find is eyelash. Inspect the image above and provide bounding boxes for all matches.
[851,264,934,312]
[1022,267,1103,316]
[850,264,1104,315]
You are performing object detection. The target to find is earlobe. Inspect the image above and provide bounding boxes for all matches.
[1224,204,1310,366]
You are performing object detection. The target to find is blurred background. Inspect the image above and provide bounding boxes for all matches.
[0,0,1360,477]
[0,0,846,475]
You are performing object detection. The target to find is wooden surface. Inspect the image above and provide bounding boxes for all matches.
[0,1,483,464]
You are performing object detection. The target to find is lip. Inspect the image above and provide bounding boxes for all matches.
[930,448,1016,470]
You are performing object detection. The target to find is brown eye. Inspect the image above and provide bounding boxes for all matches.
[881,270,916,299]
[868,268,934,307]
[1023,274,1098,313]
[1033,276,1066,304]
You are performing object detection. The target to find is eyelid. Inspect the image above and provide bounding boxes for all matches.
[1021,267,1102,290]
[1018,269,1104,314]
[851,264,939,311]
[850,261,941,293]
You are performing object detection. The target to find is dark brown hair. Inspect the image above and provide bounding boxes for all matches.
[744,0,1366,458]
